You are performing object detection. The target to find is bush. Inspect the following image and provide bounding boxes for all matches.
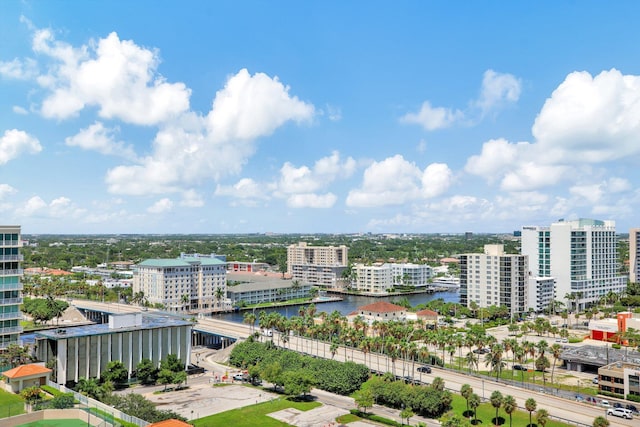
[350,409,402,426]
[627,394,640,403]
[612,343,621,349]
[41,385,64,397]
[51,393,75,409]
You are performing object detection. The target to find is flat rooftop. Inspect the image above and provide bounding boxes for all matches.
[561,344,640,366]
[35,314,192,340]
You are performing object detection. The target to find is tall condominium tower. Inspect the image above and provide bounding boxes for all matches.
[287,242,348,288]
[460,244,528,318]
[0,225,23,349]
[630,228,640,283]
[521,219,626,312]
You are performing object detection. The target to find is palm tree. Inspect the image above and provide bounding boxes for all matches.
[469,393,481,425]
[525,398,537,427]
[490,390,503,426]
[503,395,517,427]
[214,286,225,310]
[550,343,562,387]
[181,293,189,312]
[536,408,549,427]
[465,351,478,374]
[461,384,473,416]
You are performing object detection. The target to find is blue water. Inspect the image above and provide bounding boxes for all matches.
[218,290,459,323]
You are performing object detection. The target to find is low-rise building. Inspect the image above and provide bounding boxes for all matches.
[226,280,312,306]
[1,363,52,393]
[598,361,640,398]
[35,313,192,386]
[350,301,407,325]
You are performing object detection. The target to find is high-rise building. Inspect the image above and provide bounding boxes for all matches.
[0,225,23,349]
[287,242,348,287]
[630,228,640,283]
[460,244,527,318]
[133,253,228,312]
[522,219,626,311]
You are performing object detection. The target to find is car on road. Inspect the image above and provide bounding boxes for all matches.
[512,364,527,371]
[473,348,490,354]
[626,404,639,414]
[232,373,247,381]
[592,376,599,384]
[417,365,432,373]
[607,408,633,419]
[600,400,610,408]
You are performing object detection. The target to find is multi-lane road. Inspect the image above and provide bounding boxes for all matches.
[71,300,634,426]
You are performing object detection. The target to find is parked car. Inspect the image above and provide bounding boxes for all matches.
[232,373,247,381]
[607,408,633,419]
[600,400,610,408]
[473,348,490,354]
[417,365,432,373]
[513,364,527,371]
[626,404,639,414]
[592,377,599,384]
[613,402,623,409]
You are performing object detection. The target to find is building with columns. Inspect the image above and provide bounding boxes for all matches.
[35,313,192,386]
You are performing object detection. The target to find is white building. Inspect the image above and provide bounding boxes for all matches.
[353,262,433,294]
[133,254,229,312]
[527,276,556,313]
[287,242,348,288]
[390,263,433,288]
[460,244,528,318]
[522,219,626,311]
[0,225,23,349]
[630,228,640,283]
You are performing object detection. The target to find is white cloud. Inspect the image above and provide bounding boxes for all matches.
[107,69,315,195]
[0,129,42,165]
[179,189,204,207]
[0,58,38,80]
[19,196,47,216]
[464,138,522,181]
[401,70,521,131]
[147,198,173,214]
[278,151,356,195]
[15,195,86,219]
[500,163,567,192]
[207,68,314,142]
[0,184,17,199]
[325,104,342,121]
[12,106,28,115]
[33,30,191,125]
[215,178,270,199]
[400,101,463,131]
[65,121,137,159]
[475,69,522,114]
[607,177,631,193]
[346,155,452,207]
[532,69,640,163]
[287,193,337,208]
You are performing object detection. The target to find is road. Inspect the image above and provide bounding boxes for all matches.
[71,300,634,426]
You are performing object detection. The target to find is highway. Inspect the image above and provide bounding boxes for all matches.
[70,300,633,426]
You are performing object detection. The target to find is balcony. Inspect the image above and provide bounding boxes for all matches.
[0,269,24,277]
[0,283,23,291]
[0,325,22,335]
[0,297,23,306]
[0,254,23,262]
[0,311,22,320]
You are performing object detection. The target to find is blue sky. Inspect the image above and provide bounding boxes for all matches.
[1,1,640,234]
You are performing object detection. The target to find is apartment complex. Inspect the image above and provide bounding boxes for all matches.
[460,244,527,318]
[133,253,228,312]
[630,228,640,283]
[0,225,23,349]
[287,242,348,287]
[522,219,626,311]
[353,263,433,294]
[597,361,640,399]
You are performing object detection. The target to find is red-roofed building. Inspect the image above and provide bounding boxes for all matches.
[416,309,439,323]
[2,363,52,393]
[352,301,407,324]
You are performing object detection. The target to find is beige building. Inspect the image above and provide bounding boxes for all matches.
[350,301,407,325]
[287,242,348,288]
[2,363,51,393]
[598,361,640,399]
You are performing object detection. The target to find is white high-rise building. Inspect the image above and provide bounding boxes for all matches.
[522,219,626,312]
[630,228,640,283]
[287,242,348,288]
[0,226,23,349]
[460,244,528,318]
[353,262,433,294]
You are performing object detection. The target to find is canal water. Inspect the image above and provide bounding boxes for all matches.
[217,290,460,323]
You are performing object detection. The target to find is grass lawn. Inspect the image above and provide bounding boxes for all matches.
[449,394,573,427]
[193,397,321,427]
[0,388,25,418]
[16,420,89,427]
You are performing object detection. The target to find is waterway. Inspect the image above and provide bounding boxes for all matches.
[217,290,460,323]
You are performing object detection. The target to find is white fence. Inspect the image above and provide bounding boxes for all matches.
[46,381,149,427]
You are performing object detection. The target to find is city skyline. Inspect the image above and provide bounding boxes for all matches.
[2,2,640,234]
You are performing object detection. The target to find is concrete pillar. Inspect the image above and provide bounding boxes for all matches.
[58,339,67,385]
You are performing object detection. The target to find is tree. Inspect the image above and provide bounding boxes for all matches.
[160,354,184,373]
[76,377,102,399]
[282,369,315,397]
[536,408,549,427]
[353,388,374,414]
[50,393,75,409]
[592,416,610,427]
[173,371,187,390]
[262,361,284,392]
[0,343,31,368]
[525,398,537,427]
[400,406,414,426]
[468,393,481,425]
[441,412,472,427]
[460,384,473,415]
[102,360,128,386]
[157,368,174,391]
[490,390,503,426]
[135,358,158,385]
[503,395,517,427]
[20,386,41,406]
